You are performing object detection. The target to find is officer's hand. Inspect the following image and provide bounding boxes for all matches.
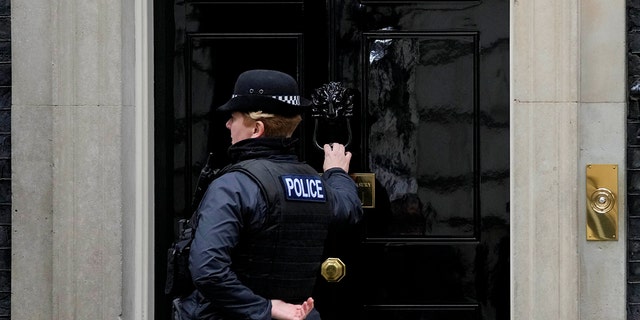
[323,143,352,173]
[271,297,314,320]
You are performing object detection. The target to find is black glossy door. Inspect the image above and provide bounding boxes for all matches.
[154,1,509,319]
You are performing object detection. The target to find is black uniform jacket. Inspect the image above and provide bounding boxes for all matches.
[179,137,363,320]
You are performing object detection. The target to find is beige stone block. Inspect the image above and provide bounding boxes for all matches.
[578,102,626,320]
[512,0,578,102]
[52,1,123,107]
[579,102,625,162]
[11,0,53,106]
[52,105,123,319]
[511,101,579,319]
[11,105,54,320]
[580,0,626,103]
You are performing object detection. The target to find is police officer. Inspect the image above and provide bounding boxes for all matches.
[175,69,363,319]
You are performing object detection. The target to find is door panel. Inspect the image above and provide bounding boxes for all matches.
[363,32,479,239]
[154,1,509,319]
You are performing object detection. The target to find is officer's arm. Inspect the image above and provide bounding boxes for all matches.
[323,167,363,224]
[189,172,271,320]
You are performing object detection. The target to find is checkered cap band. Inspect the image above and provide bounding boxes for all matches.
[232,94,301,106]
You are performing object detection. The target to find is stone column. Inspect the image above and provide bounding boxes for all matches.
[511,0,627,319]
[11,0,139,318]
[511,0,580,319]
[578,0,627,318]
[12,0,55,317]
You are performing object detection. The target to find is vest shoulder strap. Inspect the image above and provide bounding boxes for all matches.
[225,159,278,209]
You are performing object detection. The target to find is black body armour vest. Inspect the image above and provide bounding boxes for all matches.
[228,159,332,302]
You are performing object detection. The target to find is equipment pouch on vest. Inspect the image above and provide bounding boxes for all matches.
[164,219,195,297]
[166,153,220,298]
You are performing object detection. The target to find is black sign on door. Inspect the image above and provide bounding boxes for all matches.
[154,1,510,319]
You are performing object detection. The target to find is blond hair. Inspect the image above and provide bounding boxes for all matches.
[243,111,302,137]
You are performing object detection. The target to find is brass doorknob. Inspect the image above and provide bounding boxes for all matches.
[589,187,615,214]
[321,257,346,282]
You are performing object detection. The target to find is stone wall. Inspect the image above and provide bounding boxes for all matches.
[10,0,130,318]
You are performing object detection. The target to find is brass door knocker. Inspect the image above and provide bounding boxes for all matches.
[310,82,355,150]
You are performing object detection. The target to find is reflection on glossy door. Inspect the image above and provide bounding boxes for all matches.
[154,0,509,319]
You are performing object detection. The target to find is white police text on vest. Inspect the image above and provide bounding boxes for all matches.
[280,175,326,202]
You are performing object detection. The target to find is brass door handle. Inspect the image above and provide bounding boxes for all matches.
[321,257,346,282]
